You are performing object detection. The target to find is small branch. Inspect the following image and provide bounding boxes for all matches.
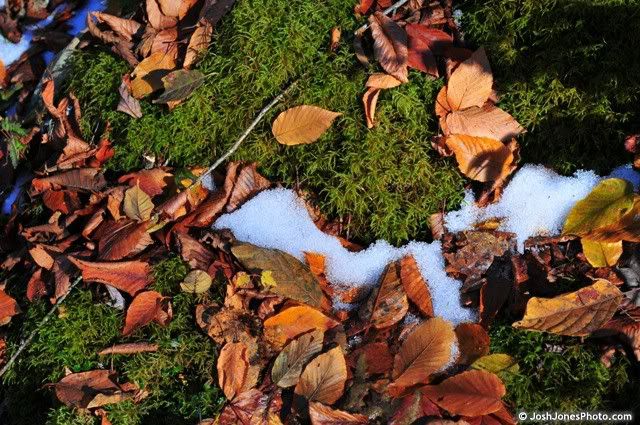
[355,0,411,34]
[193,79,299,188]
[0,276,82,379]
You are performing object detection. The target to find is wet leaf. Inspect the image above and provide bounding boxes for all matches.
[154,69,206,104]
[272,105,341,145]
[446,48,492,111]
[369,12,408,83]
[264,305,338,350]
[445,135,517,182]
[512,279,623,336]
[308,402,368,424]
[123,184,154,222]
[122,290,172,335]
[400,255,434,317]
[272,330,324,388]
[180,269,212,294]
[361,260,408,329]
[295,346,347,404]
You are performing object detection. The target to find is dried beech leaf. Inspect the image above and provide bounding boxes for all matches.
[470,354,519,378]
[185,21,213,69]
[272,105,341,145]
[180,270,212,294]
[98,220,153,261]
[272,330,324,388]
[31,168,107,194]
[69,257,154,296]
[421,370,505,416]
[512,279,623,336]
[122,290,172,335]
[117,75,142,119]
[91,12,141,41]
[98,342,159,355]
[308,402,368,424]
[435,86,451,118]
[446,48,492,110]
[118,168,173,197]
[130,51,177,99]
[400,255,434,317]
[217,341,253,400]
[362,87,380,129]
[53,370,122,408]
[369,12,408,83]
[146,0,178,30]
[0,288,20,325]
[263,305,338,350]
[361,260,408,329]
[445,135,516,182]
[391,317,455,389]
[389,390,442,425]
[445,104,524,142]
[365,73,402,89]
[581,239,623,268]
[295,346,347,404]
[123,184,154,222]
[454,323,490,365]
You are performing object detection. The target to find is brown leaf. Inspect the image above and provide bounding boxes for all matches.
[455,323,490,365]
[217,341,257,400]
[446,48,492,111]
[295,346,347,404]
[330,27,341,52]
[421,370,505,417]
[272,105,341,145]
[0,288,20,325]
[185,20,213,69]
[98,342,159,355]
[123,184,154,222]
[365,73,402,89]
[146,0,178,30]
[29,244,56,270]
[31,169,107,194]
[117,75,142,119]
[231,242,323,307]
[362,87,380,129]
[97,220,153,261]
[512,279,623,336]
[348,342,393,376]
[130,51,177,99]
[361,260,408,329]
[598,314,640,361]
[445,135,517,183]
[53,370,123,409]
[390,390,442,425]
[118,168,173,197]
[218,388,282,425]
[90,12,142,41]
[226,162,271,212]
[445,104,524,142]
[69,257,154,296]
[175,232,214,270]
[42,190,82,214]
[264,305,338,350]
[435,86,452,119]
[27,268,48,301]
[158,0,198,18]
[195,306,262,357]
[122,290,172,335]
[391,317,456,389]
[369,12,408,83]
[405,24,451,77]
[272,330,324,388]
[400,255,434,317]
[308,401,368,425]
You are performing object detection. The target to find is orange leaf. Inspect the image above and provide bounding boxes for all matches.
[130,51,177,99]
[365,73,402,89]
[98,342,159,356]
[185,21,213,69]
[445,104,524,142]
[421,370,506,417]
[295,346,347,404]
[348,342,393,376]
[272,105,341,145]
[363,87,380,129]
[308,402,368,424]
[361,260,408,329]
[435,86,452,118]
[69,257,153,295]
[445,135,517,182]
[369,12,408,83]
[53,370,123,408]
[0,288,20,325]
[400,255,434,317]
[97,220,153,261]
[118,168,173,197]
[263,305,338,350]
[391,317,455,389]
[446,48,492,110]
[146,0,178,30]
[455,322,490,365]
[122,290,172,335]
[217,341,258,400]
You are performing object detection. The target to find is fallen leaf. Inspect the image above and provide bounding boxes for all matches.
[122,290,172,335]
[308,402,368,424]
[361,260,408,329]
[598,315,640,361]
[117,75,142,119]
[369,12,408,83]
[391,317,456,389]
[180,269,212,294]
[365,73,402,89]
[295,346,347,404]
[31,168,107,194]
[513,279,623,336]
[96,220,153,261]
[445,135,516,182]
[272,105,341,145]
[454,323,490,365]
[53,370,122,409]
[153,69,206,104]
[400,255,434,317]
[390,390,442,425]
[146,0,178,30]
[98,342,159,355]
[470,354,519,378]
[123,184,154,222]
[231,242,323,307]
[69,257,154,296]
[362,87,380,129]
[405,25,452,55]
[217,341,256,400]
[330,27,341,52]
[175,232,214,271]
[446,48,492,111]
[445,104,524,142]
[421,370,505,417]
[90,12,142,41]
[130,51,177,99]
[435,86,452,118]
[27,268,48,301]
[264,305,338,350]
[348,342,394,376]
[0,288,20,325]
[581,239,623,267]
[272,330,324,388]
[118,168,173,197]
[218,388,280,424]
[185,21,213,69]
[226,162,271,212]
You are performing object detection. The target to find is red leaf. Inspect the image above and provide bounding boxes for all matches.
[31,168,107,194]
[122,291,172,335]
[53,370,121,408]
[96,220,153,261]
[69,257,154,295]
[0,288,20,325]
[118,168,173,197]
[42,190,82,214]
[27,268,48,301]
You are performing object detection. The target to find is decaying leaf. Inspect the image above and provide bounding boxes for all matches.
[421,370,505,417]
[264,305,338,350]
[446,48,492,111]
[361,260,409,329]
[123,184,154,222]
[369,12,408,83]
[180,269,212,294]
[31,168,107,194]
[512,279,623,336]
[445,135,517,182]
[295,346,347,404]
[308,402,368,424]
[272,105,341,145]
[153,69,206,104]
[272,330,324,388]
[122,290,172,335]
[389,389,442,425]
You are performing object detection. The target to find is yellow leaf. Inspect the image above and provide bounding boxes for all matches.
[260,270,277,290]
[471,353,519,378]
[512,279,623,336]
[563,178,634,237]
[180,270,212,294]
[272,105,341,145]
[232,271,252,288]
[130,51,177,99]
[581,239,623,267]
[123,184,154,222]
[445,134,517,182]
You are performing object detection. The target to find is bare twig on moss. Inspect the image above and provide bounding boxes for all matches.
[193,79,299,188]
[355,0,411,34]
[0,276,82,379]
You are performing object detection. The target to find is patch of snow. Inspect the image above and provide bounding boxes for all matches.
[0,34,32,65]
[68,0,107,36]
[608,164,640,190]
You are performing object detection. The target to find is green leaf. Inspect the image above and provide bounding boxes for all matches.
[153,69,206,104]
[563,178,634,236]
[231,242,323,307]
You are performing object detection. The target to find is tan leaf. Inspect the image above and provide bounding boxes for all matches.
[98,342,159,355]
[445,134,516,182]
[180,270,212,294]
[369,12,408,83]
[272,105,341,145]
[146,0,178,30]
[421,370,505,417]
[69,257,154,296]
[123,184,154,222]
[435,86,452,118]
[391,317,455,389]
[470,354,519,378]
[231,242,323,307]
[308,402,368,424]
[295,346,347,404]
[218,388,281,425]
[90,12,142,41]
[581,239,623,267]
[185,20,213,69]
[158,0,198,18]
[362,87,380,129]
[217,341,255,400]
[122,290,172,335]
[512,279,623,336]
[399,255,434,317]
[445,104,524,142]
[365,73,402,89]
[226,162,271,212]
[0,288,20,325]
[130,51,177,99]
[175,232,214,271]
[263,305,338,350]
[454,322,490,365]
[272,330,324,388]
[329,26,341,52]
[117,74,142,119]
[446,48,492,111]
[29,244,56,270]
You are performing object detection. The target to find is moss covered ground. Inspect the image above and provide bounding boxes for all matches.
[2,0,639,423]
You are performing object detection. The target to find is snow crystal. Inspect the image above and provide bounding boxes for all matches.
[445,164,601,250]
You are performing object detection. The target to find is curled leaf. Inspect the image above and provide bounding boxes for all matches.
[272,330,324,388]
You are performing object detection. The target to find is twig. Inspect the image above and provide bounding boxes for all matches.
[355,0,411,34]
[193,79,299,187]
[0,276,82,379]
